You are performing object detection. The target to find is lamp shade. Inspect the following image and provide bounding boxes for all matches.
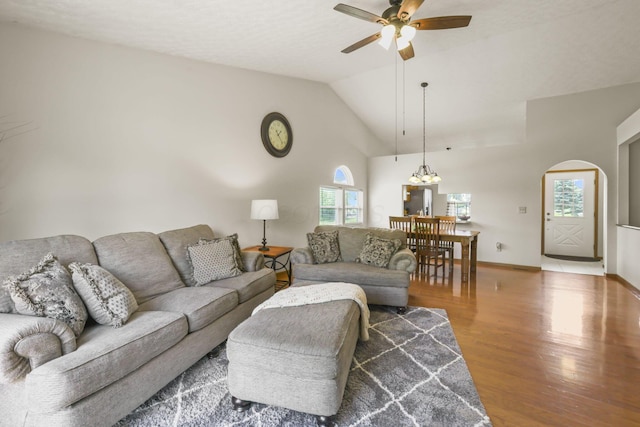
[250,200,279,220]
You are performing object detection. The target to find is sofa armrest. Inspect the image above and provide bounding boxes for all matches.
[0,313,76,384]
[241,250,266,272]
[388,248,417,273]
[291,247,314,265]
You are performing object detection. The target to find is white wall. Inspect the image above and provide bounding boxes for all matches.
[616,107,640,291]
[0,23,384,247]
[369,83,640,271]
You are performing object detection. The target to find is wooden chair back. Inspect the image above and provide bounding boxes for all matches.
[414,217,440,254]
[413,216,446,276]
[389,216,414,250]
[435,216,456,232]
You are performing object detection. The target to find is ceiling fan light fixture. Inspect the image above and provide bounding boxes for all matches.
[378,25,395,50]
[396,36,410,51]
[400,25,416,41]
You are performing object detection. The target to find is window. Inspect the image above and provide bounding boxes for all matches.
[319,166,363,225]
[447,193,471,218]
[319,186,364,225]
[553,179,584,217]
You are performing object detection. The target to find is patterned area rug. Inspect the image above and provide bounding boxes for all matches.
[117,306,492,426]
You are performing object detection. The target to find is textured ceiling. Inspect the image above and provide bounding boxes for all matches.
[1,0,639,155]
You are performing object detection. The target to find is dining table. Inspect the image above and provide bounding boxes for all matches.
[438,229,480,282]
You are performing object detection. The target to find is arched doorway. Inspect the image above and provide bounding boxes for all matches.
[541,160,606,275]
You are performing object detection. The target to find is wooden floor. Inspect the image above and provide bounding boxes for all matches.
[409,265,640,427]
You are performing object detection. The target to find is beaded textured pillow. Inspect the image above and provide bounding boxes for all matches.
[4,253,87,336]
[356,233,402,268]
[198,233,245,272]
[69,262,138,328]
[307,230,342,264]
[188,239,243,285]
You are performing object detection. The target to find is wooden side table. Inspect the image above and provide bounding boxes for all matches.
[243,246,293,291]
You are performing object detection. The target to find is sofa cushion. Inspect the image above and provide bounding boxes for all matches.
[187,239,243,284]
[69,263,138,328]
[5,253,87,337]
[211,268,275,304]
[293,262,410,289]
[0,235,97,314]
[158,224,216,287]
[307,230,342,264]
[25,310,187,412]
[92,232,185,304]
[137,286,238,332]
[356,233,402,268]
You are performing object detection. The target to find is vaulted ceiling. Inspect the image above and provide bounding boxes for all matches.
[1,0,639,155]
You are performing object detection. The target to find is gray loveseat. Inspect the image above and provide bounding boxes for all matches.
[291,226,416,313]
[0,224,275,427]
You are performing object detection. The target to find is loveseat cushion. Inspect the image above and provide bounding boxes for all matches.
[93,232,185,304]
[24,310,187,412]
[158,224,216,287]
[293,262,410,289]
[137,286,238,332]
[314,226,406,262]
[210,268,275,304]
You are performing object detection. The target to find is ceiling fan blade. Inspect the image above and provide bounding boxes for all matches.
[334,3,387,24]
[411,16,472,30]
[341,32,382,53]
[398,42,415,61]
[397,0,425,20]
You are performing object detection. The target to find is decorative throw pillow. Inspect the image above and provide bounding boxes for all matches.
[69,262,138,328]
[187,239,243,285]
[4,253,88,336]
[307,230,342,264]
[199,233,245,272]
[356,233,402,268]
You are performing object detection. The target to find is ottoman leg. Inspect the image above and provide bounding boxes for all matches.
[397,306,407,315]
[316,415,335,426]
[231,396,252,412]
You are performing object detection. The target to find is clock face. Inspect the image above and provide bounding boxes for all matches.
[268,120,289,150]
[261,112,292,157]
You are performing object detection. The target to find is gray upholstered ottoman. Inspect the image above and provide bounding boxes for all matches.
[227,299,360,425]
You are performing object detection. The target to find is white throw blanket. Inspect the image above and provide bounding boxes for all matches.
[252,282,370,341]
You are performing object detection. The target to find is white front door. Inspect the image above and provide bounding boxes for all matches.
[544,170,597,258]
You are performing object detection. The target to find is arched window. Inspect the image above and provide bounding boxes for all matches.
[320,166,363,225]
[333,165,354,186]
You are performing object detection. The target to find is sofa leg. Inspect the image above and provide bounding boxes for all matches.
[316,415,335,426]
[231,396,252,412]
[397,306,407,315]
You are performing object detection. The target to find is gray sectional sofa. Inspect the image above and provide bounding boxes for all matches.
[0,224,276,427]
[291,226,416,312]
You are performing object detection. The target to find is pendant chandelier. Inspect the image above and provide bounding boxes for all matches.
[409,82,441,184]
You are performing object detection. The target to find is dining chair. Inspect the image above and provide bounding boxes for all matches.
[389,216,414,251]
[413,217,446,277]
[435,215,456,272]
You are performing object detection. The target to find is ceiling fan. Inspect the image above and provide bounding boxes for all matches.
[334,0,471,60]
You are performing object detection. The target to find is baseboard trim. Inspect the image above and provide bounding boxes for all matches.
[607,274,640,299]
[451,258,540,272]
[475,260,541,272]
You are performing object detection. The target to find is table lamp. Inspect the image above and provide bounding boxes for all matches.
[250,199,279,251]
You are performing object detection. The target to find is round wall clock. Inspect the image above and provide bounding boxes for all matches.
[260,112,293,158]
